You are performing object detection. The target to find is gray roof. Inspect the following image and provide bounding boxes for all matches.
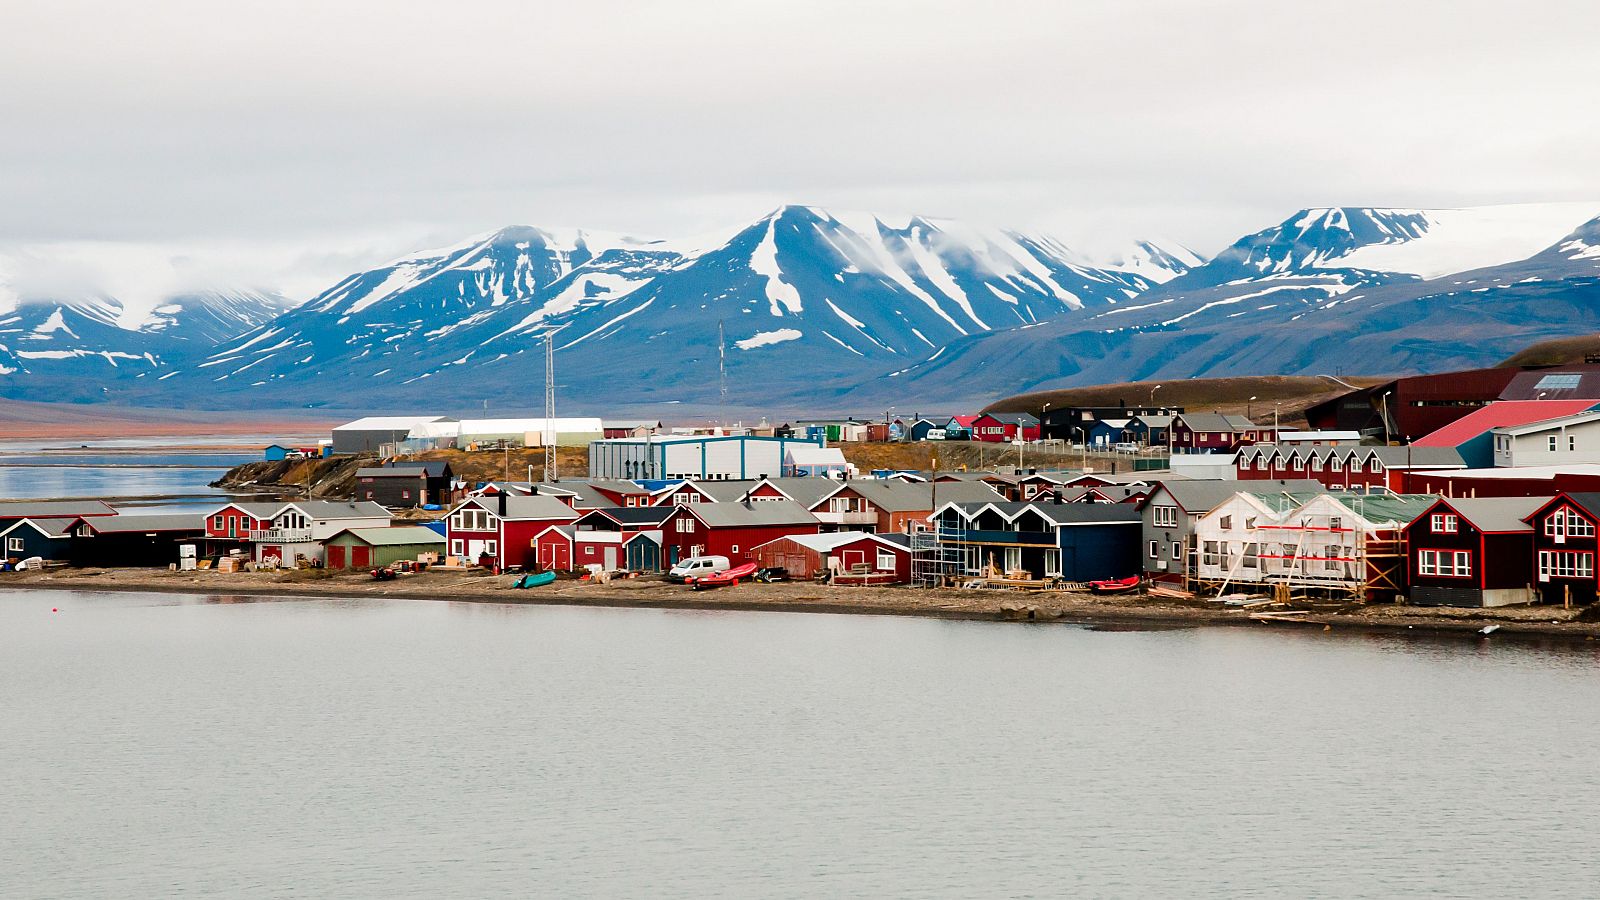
[817,480,937,512]
[1056,485,1148,503]
[982,412,1040,426]
[942,500,1142,526]
[1428,496,1548,533]
[0,500,116,519]
[575,506,676,527]
[87,513,204,534]
[330,526,447,546]
[1144,479,1325,514]
[1,518,77,539]
[460,494,577,521]
[1132,414,1173,427]
[1236,444,1465,468]
[930,481,1008,504]
[222,500,391,520]
[754,477,845,507]
[1178,412,1260,432]
[684,499,819,528]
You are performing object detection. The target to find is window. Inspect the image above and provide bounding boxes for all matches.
[1544,507,1596,539]
[485,540,498,557]
[1418,549,1471,577]
[1369,456,1382,473]
[1571,435,1578,452]
[364,491,374,500]
[672,493,693,506]
[1310,455,1322,471]
[6,537,21,552]
[1246,516,1257,529]
[450,508,494,532]
[1243,543,1259,568]
[1538,550,1593,578]
[212,514,224,530]
[1329,516,1344,531]
[877,549,896,571]
[451,539,464,556]
[1149,540,1160,559]
[1430,514,1458,534]
[1202,540,1221,566]
[1536,373,1582,390]
[730,544,739,554]
[1329,456,1343,472]
[402,490,411,499]
[1220,515,1233,530]
[1172,541,1182,560]
[1153,505,1178,527]
[1549,435,1559,452]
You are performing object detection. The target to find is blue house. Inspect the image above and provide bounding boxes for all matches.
[1088,419,1132,448]
[932,500,1141,581]
[908,418,948,442]
[264,444,292,461]
[2,517,80,562]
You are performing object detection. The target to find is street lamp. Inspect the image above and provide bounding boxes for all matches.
[1072,427,1088,473]
[1151,383,1162,407]
[1247,395,1257,420]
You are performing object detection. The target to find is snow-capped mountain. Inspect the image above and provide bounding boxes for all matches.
[192,206,1173,405]
[0,255,289,400]
[879,203,1600,403]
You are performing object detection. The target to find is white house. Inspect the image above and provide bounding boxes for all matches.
[1491,411,1600,467]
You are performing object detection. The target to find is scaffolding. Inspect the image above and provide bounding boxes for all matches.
[1186,494,1406,603]
[910,522,970,588]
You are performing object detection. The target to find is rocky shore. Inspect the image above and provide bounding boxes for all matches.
[8,567,1600,642]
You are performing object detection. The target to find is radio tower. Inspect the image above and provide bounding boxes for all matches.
[544,330,557,483]
[718,319,728,432]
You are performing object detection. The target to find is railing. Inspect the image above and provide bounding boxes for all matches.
[247,528,314,543]
[814,510,878,525]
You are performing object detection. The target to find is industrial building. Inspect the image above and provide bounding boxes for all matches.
[587,434,827,481]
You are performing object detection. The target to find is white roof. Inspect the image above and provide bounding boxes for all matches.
[408,421,460,439]
[1278,431,1362,441]
[1430,464,1600,481]
[785,446,848,465]
[458,418,604,434]
[768,531,895,553]
[1491,411,1600,436]
[335,416,451,431]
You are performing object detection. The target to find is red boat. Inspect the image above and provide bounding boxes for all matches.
[689,562,759,591]
[1087,575,1141,594]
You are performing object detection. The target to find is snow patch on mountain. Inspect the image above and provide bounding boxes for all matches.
[736,328,803,350]
[1335,203,1600,278]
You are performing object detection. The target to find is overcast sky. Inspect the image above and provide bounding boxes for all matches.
[3,0,1599,300]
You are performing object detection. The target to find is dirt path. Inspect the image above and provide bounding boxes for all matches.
[9,567,1600,643]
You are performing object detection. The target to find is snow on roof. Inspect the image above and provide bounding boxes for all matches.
[1413,400,1600,447]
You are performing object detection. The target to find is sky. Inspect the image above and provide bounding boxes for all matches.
[2,0,1599,306]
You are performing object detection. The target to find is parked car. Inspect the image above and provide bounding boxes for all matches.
[1114,442,1141,453]
[666,555,732,583]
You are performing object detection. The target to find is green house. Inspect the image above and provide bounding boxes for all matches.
[323,526,444,569]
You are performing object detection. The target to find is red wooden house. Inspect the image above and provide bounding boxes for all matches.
[749,531,912,582]
[445,493,579,570]
[532,507,673,572]
[970,413,1041,443]
[1525,492,1600,606]
[659,500,821,565]
[1403,496,1544,607]
[1236,445,1465,491]
[1171,413,1274,453]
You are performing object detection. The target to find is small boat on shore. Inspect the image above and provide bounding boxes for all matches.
[690,562,758,591]
[1087,575,1141,595]
[514,571,557,589]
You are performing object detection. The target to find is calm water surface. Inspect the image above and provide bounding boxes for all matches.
[4,591,1599,898]
[0,451,255,508]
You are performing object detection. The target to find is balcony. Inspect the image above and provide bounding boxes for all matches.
[815,510,878,526]
[248,528,314,543]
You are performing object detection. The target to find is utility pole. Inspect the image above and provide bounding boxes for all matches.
[544,330,557,482]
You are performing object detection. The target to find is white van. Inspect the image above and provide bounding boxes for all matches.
[666,555,731,583]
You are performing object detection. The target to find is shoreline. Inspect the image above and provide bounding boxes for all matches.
[8,567,1600,644]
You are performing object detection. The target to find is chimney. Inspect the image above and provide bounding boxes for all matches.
[498,492,507,517]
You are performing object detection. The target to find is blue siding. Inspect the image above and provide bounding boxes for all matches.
[1058,524,1141,581]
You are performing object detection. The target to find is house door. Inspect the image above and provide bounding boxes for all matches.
[1004,547,1022,574]
[352,546,371,569]
[668,544,680,565]
[603,547,618,571]
[841,549,866,573]
[327,545,346,569]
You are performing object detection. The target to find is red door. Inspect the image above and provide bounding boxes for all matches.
[328,545,346,569]
[352,546,371,569]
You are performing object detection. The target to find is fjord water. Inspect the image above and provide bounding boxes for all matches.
[4,593,1599,898]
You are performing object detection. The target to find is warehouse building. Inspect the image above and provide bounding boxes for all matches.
[588,434,827,481]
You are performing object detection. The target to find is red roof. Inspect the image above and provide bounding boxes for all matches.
[950,415,981,427]
[1413,400,1600,447]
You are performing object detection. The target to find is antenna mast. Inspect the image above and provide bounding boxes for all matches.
[544,330,557,482]
[718,319,728,431]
